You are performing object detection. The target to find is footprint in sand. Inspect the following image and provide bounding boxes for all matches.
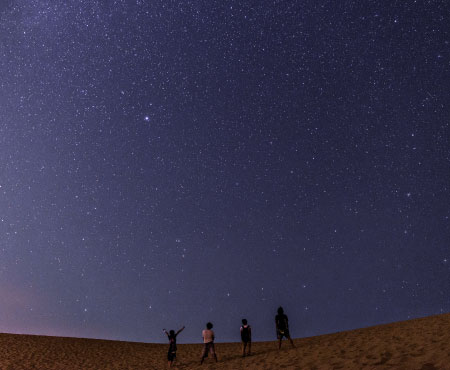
[374,351,392,365]
[420,364,438,370]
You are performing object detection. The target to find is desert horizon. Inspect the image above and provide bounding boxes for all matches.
[2,1,448,368]
[1,312,449,369]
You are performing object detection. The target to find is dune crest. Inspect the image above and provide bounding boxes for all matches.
[1,313,449,369]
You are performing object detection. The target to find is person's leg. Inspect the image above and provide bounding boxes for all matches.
[278,337,283,349]
[248,341,251,355]
[287,335,295,348]
[201,351,207,365]
[211,343,218,362]
[200,345,207,364]
[242,342,245,357]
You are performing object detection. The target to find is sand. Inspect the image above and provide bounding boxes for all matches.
[1,313,449,369]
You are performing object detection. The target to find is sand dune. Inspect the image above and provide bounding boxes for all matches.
[1,313,449,369]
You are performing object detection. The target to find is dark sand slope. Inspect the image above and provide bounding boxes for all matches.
[1,313,449,369]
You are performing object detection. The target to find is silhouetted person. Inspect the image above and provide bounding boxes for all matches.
[163,326,185,368]
[240,318,252,357]
[200,322,218,364]
[275,307,295,349]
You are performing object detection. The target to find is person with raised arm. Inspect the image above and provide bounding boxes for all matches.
[163,326,185,368]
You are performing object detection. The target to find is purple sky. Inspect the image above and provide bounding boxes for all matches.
[0,0,449,343]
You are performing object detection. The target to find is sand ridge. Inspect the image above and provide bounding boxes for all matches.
[1,313,449,369]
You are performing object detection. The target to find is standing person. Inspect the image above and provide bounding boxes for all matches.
[163,326,185,368]
[200,322,218,364]
[275,307,295,349]
[240,319,252,357]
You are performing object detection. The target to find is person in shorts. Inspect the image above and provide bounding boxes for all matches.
[163,326,185,368]
[240,318,252,357]
[275,306,295,349]
[200,322,218,364]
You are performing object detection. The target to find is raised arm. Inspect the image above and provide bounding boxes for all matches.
[163,329,169,338]
[176,326,185,336]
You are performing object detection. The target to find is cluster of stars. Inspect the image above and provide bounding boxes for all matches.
[0,0,448,343]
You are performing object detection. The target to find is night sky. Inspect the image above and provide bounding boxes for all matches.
[1,0,449,344]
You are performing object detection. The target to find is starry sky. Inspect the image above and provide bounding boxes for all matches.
[0,0,449,344]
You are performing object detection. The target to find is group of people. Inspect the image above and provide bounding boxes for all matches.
[162,306,295,367]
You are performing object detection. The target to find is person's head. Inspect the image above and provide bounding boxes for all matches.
[169,330,175,337]
[206,322,213,330]
[277,306,284,315]
[242,319,247,325]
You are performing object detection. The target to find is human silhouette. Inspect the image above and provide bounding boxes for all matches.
[200,322,218,364]
[163,326,185,368]
[240,318,252,357]
[275,307,295,349]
